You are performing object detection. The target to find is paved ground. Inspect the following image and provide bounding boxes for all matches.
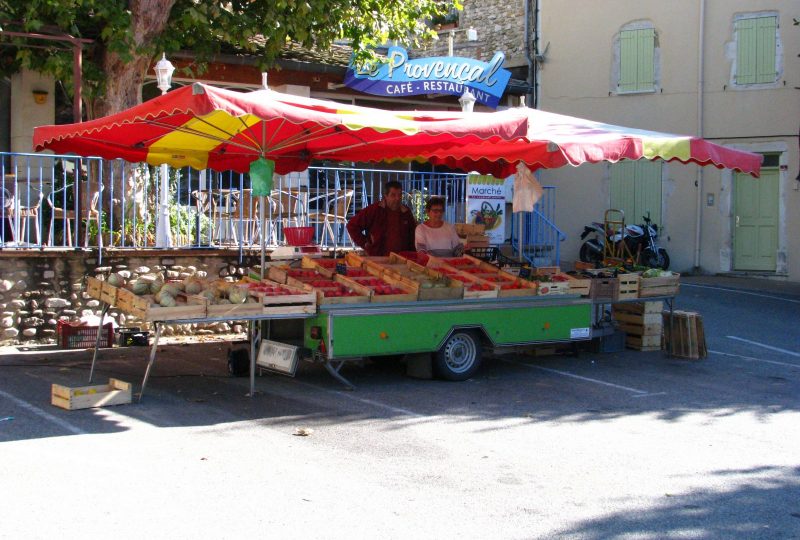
[0,275,798,539]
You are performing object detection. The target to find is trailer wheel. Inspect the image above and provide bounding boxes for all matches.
[434,330,482,381]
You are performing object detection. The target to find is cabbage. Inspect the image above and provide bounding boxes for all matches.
[161,283,181,297]
[184,278,204,295]
[150,278,164,294]
[159,293,177,307]
[107,273,125,287]
[131,280,150,295]
[228,287,248,304]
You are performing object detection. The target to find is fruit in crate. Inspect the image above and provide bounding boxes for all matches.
[307,279,339,288]
[340,267,369,277]
[467,283,495,291]
[373,285,407,295]
[322,286,360,297]
[246,282,295,296]
[288,269,320,279]
[442,257,473,267]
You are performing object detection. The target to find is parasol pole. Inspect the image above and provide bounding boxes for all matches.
[260,196,265,279]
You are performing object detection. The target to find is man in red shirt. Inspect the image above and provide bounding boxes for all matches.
[346,180,417,256]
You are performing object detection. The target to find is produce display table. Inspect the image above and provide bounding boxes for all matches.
[88,302,314,401]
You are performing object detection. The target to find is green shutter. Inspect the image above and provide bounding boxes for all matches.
[636,28,655,90]
[736,16,777,85]
[619,30,639,92]
[610,160,662,227]
[618,28,655,92]
[756,17,777,83]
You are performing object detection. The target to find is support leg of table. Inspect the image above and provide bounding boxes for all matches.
[139,323,163,402]
[88,302,110,383]
[665,297,674,357]
[249,320,257,397]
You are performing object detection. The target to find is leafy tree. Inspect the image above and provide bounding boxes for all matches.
[0,0,458,118]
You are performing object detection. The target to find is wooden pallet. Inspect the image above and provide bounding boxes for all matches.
[51,378,132,410]
[663,310,707,359]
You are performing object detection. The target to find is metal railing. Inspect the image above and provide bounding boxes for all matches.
[1,152,563,265]
[510,186,566,267]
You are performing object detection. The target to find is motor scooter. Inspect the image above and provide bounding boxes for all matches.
[579,213,669,269]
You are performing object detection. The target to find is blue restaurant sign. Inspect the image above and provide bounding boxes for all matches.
[344,46,512,108]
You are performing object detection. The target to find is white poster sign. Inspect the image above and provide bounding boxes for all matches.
[466,174,506,244]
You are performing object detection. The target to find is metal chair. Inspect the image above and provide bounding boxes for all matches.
[47,184,102,247]
[307,189,354,248]
[230,188,262,246]
[11,189,44,245]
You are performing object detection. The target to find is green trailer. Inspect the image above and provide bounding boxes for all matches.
[302,294,592,387]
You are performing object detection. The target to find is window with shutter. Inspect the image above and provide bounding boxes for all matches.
[617,27,656,93]
[609,160,662,227]
[735,15,778,85]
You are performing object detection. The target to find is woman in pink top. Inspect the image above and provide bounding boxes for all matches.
[414,197,465,257]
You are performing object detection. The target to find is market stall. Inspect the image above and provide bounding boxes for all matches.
[34,83,759,397]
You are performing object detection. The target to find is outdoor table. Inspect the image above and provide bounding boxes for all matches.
[88,301,314,402]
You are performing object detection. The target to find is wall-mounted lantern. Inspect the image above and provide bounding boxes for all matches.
[32,90,48,105]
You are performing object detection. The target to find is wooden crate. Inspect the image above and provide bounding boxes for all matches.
[86,276,103,301]
[589,278,618,301]
[384,253,463,300]
[356,262,420,301]
[455,223,485,237]
[613,301,663,350]
[533,266,560,276]
[116,288,149,319]
[663,310,707,359]
[347,273,418,303]
[51,378,132,410]
[625,334,662,352]
[612,301,663,315]
[535,279,570,296]
[99,281,119,305]
[617,274,640,300]
[564,273,592,296]
[425,259,499,299]
[639,273,681,297]
[573,260,597,271]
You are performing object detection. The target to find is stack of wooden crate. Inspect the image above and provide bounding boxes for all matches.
[455,223,490,248]
[663,310,707,359]
[612,301,663,351]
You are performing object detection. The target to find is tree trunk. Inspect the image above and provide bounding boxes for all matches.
[91,0,177,232]
[93,0,178,118]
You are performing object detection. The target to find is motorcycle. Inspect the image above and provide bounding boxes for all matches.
[579,213,670,270]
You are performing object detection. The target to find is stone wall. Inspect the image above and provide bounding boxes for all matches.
[461,0,526,66]
[0,251,248,345]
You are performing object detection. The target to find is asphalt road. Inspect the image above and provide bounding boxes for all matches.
[1,278,799,539]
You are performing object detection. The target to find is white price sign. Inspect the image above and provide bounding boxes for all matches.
[257,340,300,376]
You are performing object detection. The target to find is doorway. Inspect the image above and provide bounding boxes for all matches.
[733,156,779,271]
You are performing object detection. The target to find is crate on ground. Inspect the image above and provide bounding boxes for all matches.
[613,301,663,351]
[639,272,680,297]
[57,320,115,349]
[51,378,132,410]
[116,327,150,347]
[664,310,707,359]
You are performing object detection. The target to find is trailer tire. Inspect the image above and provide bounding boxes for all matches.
[434,330,482,381]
